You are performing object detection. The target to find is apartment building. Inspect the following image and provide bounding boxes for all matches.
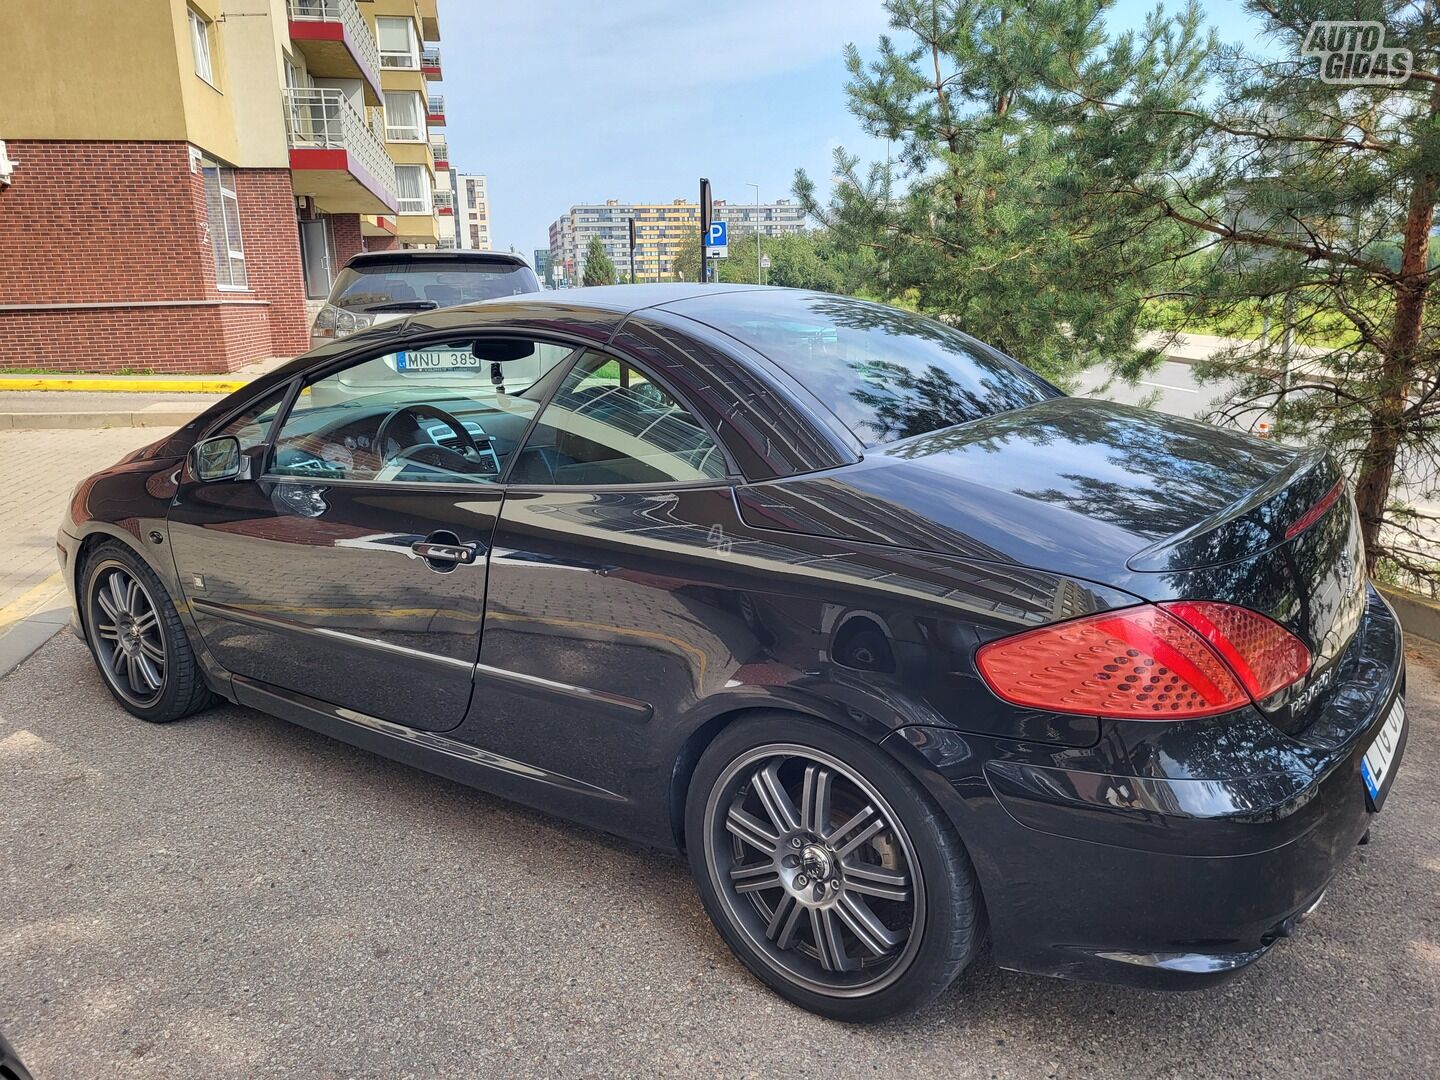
[547,198,807,286]
[454,173,493,251]
[0,0,449,372]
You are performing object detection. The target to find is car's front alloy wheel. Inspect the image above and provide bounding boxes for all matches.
[81,541,215,724]
[687,715,983,1021]
[88,562,167,708]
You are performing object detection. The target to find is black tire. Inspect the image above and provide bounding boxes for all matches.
[685,713,983,1022]
[80,540,215,724]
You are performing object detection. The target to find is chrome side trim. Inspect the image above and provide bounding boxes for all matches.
[473,660,654,722]
[232,675,626,803]
[191,598,473,672]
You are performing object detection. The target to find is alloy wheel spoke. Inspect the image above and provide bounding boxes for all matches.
[108,574,129,619]
[800,764,833,835]
[95,592,119,622]
[835,892,903,957]
[766,893,803,949]
[842,861,909,902]
[729,862,782,894]
[139,638,166,663]
[827,805,883,858]
[109,642,128,675]
[752,760,800,833]
[809,906,851,972]
[97,623,120,641]
[132,611,158,636]
[726,806,779,854]
[135,653,163,690]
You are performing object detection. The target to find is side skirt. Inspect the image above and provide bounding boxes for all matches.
[231,674,629,809]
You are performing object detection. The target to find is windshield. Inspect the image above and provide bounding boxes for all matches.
[672,292,1060,446]
[330,259,540,312]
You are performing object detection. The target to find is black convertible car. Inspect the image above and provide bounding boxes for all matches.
[58,285,1407,1020]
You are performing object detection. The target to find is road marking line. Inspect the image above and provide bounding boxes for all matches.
[0,572,66,630]
[1138,380,1199,393]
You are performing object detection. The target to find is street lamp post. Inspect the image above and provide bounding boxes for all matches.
[747,182,761,285]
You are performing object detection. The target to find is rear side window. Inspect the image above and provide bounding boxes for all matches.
[329,259,540,312]
[509,351,728,486]
[673,292,1058,446]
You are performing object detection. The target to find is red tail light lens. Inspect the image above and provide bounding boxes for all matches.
[1285,479,1345,540]
[975,602,1311,720]
[1160,601,1312,701]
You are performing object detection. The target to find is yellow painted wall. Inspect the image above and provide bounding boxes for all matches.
[168,0,240,163]
[0,0,188,140]
[385,142,435,171]
[218,0,291,168]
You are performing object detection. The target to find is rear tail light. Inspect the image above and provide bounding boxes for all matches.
[1160,601,1312,701]
[975,602,1311,720]
[1285,479,1346,540]
[311,304,374,340]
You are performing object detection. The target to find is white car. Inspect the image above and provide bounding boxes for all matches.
[311,250,541,349]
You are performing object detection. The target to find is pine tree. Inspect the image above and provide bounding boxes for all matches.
[1076,1,1440,583]
[582,235,617,286]
[795,0,1210,385]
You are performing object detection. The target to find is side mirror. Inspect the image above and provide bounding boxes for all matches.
[193,435,248,482]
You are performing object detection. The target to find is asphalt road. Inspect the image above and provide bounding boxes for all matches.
[2,632,1438,1079]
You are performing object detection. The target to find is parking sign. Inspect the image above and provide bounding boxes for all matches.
[706,220,728,258]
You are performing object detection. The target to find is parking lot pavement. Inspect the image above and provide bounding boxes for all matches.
[1,634,1437,1080]
[0,427,167,612]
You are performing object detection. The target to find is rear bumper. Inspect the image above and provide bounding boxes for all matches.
[886,585,1407,989]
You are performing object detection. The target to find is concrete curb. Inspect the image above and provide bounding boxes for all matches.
[0,376,248,394]
[1379,584,1440,646]
[0,409,201,430]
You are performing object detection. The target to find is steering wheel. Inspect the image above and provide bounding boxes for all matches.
[375,402,481,465]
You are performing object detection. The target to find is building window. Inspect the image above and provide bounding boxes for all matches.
[377,16,418,68]
[395,165,429,215]
[201,158,247,289]
[189,8,215,85]
[383,91,423,142]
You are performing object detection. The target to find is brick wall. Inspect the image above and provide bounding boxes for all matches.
[330,213,365,268]
[231,168,309,356]
[365,234,400,252]
[0,140,310,372]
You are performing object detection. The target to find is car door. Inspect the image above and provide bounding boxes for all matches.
[466,347,752,793]
[168,334,578,731]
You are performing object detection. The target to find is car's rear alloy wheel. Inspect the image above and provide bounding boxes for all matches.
[82,543,215,724]
[89,563,167,708]
[687,715,982,1021]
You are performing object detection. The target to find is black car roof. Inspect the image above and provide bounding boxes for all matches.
[343,250,532,269]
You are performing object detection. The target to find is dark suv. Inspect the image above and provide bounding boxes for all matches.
[310,250,541,348]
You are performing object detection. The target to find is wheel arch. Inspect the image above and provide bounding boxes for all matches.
[666,692,976,855]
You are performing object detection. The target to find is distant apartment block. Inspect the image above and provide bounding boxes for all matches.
[547,198,807,286]
[0,0,452,372]
[454,173,493,250]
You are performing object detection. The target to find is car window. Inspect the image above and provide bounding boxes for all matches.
[329,258,540,313]
[509,351,729,486]
[265,339,576,485]
[215,385,286,452]
[670,291,1060,446]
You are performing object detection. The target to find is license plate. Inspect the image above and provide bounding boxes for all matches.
[1361,696,1405,807]
[394,348,480,372]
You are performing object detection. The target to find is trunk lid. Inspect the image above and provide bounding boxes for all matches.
[736,397,1366,728]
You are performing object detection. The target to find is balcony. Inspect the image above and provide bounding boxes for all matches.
[286,0,383,105]
[421,46,442,79]
[434,189,455,216]
[426,94,446,126]
[284,88,398,214]
[429,138,449,169]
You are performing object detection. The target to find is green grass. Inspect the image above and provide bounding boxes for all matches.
[0,365,160,376]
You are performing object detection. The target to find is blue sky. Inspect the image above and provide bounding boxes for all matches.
[437,0,1258,259]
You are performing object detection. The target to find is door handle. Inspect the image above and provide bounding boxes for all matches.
[412,540,480,565]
